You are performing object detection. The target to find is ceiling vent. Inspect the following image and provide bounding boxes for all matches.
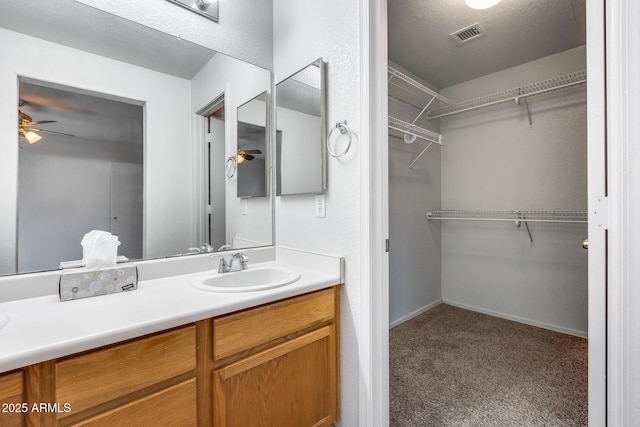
[450,23,486,45]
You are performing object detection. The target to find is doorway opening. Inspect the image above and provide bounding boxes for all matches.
[385,1,591,425]
[197,94,226,251]
[17,79,143,274]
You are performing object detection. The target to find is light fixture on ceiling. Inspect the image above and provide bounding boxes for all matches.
[165,0,218,22]
[23,130,42,144]
[465,0,501,10]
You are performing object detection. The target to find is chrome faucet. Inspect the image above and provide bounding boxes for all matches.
[188,243,215,254]
[218,252,249,273]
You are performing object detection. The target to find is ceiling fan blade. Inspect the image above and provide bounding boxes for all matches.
[244,153,255,161]
[244,149,262,154]
[39,129,77,137]
[26,120,57,125]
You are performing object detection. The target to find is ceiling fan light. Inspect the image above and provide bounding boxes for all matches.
[237,154,245,164]
[465,0,501,10]
[24,131,42,144]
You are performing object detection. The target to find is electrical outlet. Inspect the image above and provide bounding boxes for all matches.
[315,195,326,218]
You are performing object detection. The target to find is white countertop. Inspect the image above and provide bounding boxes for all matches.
[0,247,343,373]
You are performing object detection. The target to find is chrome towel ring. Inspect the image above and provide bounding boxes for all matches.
[327,120,352,158]
[225,157,237,178]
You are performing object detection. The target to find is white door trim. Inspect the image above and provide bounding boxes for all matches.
[586,0,607,425]
[360,0,389,426]
[605,0,640,424]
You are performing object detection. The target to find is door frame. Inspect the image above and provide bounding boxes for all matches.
[363,0,609,425]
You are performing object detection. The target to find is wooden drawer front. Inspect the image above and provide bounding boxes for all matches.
[71,378,197,427]
[213,288,335,360]
[55,325,196,416]
[214,326,337,427]
[0,371,24,427]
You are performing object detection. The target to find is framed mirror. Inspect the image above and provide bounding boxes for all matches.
[237,91,268,198]
[0,0,273,276]
[275,58,327,196]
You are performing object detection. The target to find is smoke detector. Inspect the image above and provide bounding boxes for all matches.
[450,23,486,45]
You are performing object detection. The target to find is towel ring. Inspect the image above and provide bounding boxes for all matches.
[327,120,352,158]
[225,157,236,178]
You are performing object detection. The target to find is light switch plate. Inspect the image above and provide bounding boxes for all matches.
[241,199,248,215]
[315,195,326,218]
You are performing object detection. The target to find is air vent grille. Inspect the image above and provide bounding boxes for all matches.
[450,23,486,45]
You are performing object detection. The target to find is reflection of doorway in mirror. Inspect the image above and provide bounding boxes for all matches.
[17,81,143,273]
[207,104,226,251]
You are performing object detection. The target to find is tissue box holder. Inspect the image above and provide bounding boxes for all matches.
[59,265,138,302]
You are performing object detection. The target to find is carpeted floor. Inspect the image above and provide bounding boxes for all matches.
[389,304,588,427]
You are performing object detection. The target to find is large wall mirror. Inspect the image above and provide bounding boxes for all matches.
[0,0,273,276]
[275,58,327,196]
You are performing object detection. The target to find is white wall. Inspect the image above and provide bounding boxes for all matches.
[0,28,194,274]
[76,0,273,70]
[17,132,143,273]
[191,53,272,247]
[439,46,588,336]
[388,63,442,327]
[273,1,361,425]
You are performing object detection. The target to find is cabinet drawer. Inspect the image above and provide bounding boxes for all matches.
[0,371,24,427]
[71,378,197,427]
[55,325,196,416]
[214,288,335,360]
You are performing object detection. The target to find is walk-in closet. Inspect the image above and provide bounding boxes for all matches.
[387,1,588,425]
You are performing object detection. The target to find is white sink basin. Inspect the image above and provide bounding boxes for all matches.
[191,265,301,293]
[0,314,8,330]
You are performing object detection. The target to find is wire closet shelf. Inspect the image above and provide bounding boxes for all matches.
[426,70,587,119]
[427,210,588,223]
[426,210,588,244]
[387,66,451,168]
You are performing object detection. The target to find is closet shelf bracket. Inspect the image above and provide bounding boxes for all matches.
[388,116,444,169]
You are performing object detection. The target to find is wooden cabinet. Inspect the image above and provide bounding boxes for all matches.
[5,286,340,427]
[0,370,25,427]
[212,287,339,427]
[25,325,198,426]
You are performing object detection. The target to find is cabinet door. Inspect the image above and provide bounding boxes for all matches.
[0,371,24,427]
[213,325,337,427]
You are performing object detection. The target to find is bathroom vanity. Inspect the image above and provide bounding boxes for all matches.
[0,248,342,426]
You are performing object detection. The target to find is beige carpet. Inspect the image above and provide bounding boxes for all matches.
[389,304,588,426]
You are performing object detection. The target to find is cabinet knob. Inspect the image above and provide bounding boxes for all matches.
[582,239,589,250]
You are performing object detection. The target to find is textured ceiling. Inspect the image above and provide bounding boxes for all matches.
[388,0,586,89]
[0,0,216,79]
[20,81,143,149]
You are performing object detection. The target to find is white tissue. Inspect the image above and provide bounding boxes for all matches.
[81,230,121,269]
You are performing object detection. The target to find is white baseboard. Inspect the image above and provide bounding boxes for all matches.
[389,299,442,329]
[442,299,588,339]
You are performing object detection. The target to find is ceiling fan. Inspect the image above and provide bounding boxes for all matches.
[237,149,262,163]
[18,100,75,145]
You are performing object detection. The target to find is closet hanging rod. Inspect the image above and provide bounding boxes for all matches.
[427,70,587,120]
[426,210,588,224]
[426,217,587,224]
[388,66,453,105]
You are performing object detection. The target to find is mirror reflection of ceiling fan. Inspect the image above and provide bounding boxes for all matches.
[18,100,75,145]
[237,149,262,163]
